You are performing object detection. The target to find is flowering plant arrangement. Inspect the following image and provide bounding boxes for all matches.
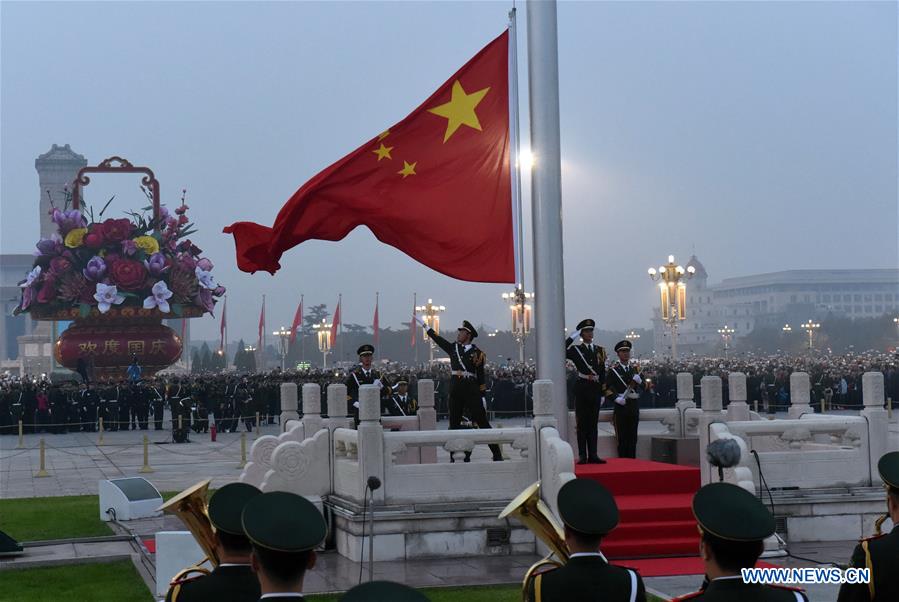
[15,191,225,318]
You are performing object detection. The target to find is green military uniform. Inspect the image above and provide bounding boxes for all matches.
[165,482,262,602]
[341,580,429,601]
[529,478,646,602]
[837,451,899,602]
[605,340,643,459]
[241,491,327,601]
[346,344,388,421]
[565,318,609,464]
[673,483,808,602]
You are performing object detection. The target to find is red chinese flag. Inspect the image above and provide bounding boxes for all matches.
[289,297,303,345]
[224,31,513,283]
[329,298,341,348]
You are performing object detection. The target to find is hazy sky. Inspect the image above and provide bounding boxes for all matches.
[2,1,896,344]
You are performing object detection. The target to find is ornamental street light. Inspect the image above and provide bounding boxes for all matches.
[312,319,332,369]
[502,287,534,363]
[782,324,792,333]
[625,330,641,358]
[272,326,290,371]
[800,319,821,351]
[414,298,445,363]
[717,325,735,358]
[648,255,695,360]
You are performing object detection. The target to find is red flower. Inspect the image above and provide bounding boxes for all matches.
[108,258,147,291]
[36,277,57,304]
[101,218,133,243]
[84,231,104,249]
[49,256,73,275]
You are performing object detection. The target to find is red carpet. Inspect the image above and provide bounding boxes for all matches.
[575,458,701,559]
[143,539,156,553]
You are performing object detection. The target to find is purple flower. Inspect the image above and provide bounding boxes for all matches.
[82,256,107,281]
[94,283,125,313]
[196,258,214,272]
[35,234,63,256]
[195,266,216,290]
[121,239,138,256]
[51,209,86,234]
[195,288,214,313]
[159,205,170,220]
[144,252,169,276]
[213,286,226,297]
[20,266,42,289]
[143,281,173,313]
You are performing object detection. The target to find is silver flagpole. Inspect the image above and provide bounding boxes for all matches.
[509,7,525,291]
[527,0,568,438]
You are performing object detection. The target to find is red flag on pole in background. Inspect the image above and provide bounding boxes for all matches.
[219,296,227,352]
[329,296,341,348]
[225,31,513,283]
[257,296,265,351]
[373,293,380,347]
[289,296,303,345]
[410,294,417,348]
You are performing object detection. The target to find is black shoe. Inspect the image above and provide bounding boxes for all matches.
[577,457,588,465]
[588,457,606,464]
[492,454,504,462]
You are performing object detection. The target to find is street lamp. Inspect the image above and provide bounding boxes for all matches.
[414,298,445,363]
[800,319,820,351]
[312,319,332,369]
[717,325,735,358]
[272,326,290,371]
[648,255,695,360]
[782,324,792,334]
[502,287,534,363]
[244,345,257,373]
[625,330,641,358]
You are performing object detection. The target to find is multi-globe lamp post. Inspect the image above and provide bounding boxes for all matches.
[414,298,445,363]
[272,326,290,371]
[648,255,695,360]
[717,325,735,358]
[801,319,821,351]
[501,288,534,363]
[312,319,332,369]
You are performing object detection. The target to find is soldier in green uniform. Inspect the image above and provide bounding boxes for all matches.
[565,319,608,464]
[165,483,262,602]
[414,316,502,462]
[241,491,327,601]
[345,345,388,422]
[388,378,417,416]
[605,340,643,459]
[341,581,429,601]
[528,478,646,602]
[672,482,808,601]
[837,451,899,602]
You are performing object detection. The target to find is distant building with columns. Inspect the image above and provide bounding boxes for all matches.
[652,255,899,357]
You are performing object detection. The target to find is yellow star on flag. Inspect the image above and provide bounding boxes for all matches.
[428,80,490,143]
[397,161,417,178]
[378,129,390,141]
[373,143,393,161]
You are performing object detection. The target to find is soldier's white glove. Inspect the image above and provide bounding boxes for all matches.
[482,396,487,409]
[353,401,360,409]
[632,374,642,385]
[614,395,626,406]
[573,329,582,341]
[413,314,427,328]
[373,379,382,389]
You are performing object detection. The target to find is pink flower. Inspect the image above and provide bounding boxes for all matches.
[36,278,57,304]
[49,256,73,276]
[196,258,214,272]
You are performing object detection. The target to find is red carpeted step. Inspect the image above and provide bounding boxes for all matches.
[603,536,701,559]
[615,492,696,523]
[606,519,699,542]
[576,458,700,496]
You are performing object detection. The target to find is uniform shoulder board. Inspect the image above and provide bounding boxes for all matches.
[768,584,808,601]
[670,590,704,601]
[860,532,885,543]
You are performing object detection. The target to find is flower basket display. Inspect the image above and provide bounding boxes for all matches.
[14,157,224,378]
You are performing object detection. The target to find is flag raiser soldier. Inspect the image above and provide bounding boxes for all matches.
[414,315,503,462]
[605,340,643,459]
[345,344,389,422]
[565,319,609,464]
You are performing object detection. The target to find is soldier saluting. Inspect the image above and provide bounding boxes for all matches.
[565,319,608,464]
[605,340,642,459]
[414,315,503,462]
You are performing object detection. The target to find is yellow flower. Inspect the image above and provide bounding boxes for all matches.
[64,228,88,248]
[133,235,160,255]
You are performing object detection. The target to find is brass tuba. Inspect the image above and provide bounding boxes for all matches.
[499,482,570,601]
[874,513,889,536]
[157,479,219,585]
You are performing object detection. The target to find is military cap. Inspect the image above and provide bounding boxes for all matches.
[459,320,478,339]
[693,482,775,541]
[241,492,326,552]
[614,340,632,352]
[878,451,899,490]
[557,478,619,535]
[340,580,429,601]
[395,377,409,385]
[357,344,375,356]
[576,319,596,331]
[208,482,262,535]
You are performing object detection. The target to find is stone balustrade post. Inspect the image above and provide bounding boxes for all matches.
[788,372,812,419]
[357,385,385,503]
[325,384,351,431]
[675,372,696,438]
[699,376,723,484]
[279,382,299,431]
[862,372,888,486]
[726,372,750,421]
[531,380,557,431]
[416,379,437,464]
[302,383,323,435]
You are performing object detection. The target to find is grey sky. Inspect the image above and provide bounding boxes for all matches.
[2,1,896,344]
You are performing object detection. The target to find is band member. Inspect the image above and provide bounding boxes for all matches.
[415,315,503,462]
[672,483,808,601]
[165,483,262,602]
[241,491,327,601]
[387,379,417,416]
[606,340,642,459]
[838,451,899,602]
[528,478,645,601]
[345,345,387,422]
[565,319,608,464]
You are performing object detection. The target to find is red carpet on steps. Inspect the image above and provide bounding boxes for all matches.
[575,458,701,559]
